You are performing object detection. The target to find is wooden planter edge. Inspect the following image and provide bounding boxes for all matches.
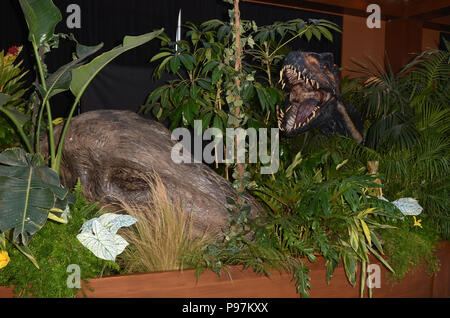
[1,242,448,298]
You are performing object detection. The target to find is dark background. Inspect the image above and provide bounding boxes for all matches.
[1,0,344,117]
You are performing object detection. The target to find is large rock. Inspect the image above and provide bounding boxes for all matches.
[43,110,260,236]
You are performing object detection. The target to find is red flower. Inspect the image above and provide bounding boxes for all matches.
[6,46,20,57]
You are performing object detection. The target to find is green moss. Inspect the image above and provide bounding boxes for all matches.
[379,216,441,283]
[0,194,122,298]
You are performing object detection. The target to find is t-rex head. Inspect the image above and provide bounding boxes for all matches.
[278,51,364,143]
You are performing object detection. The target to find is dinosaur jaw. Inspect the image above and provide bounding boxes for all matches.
[278,64,332,135]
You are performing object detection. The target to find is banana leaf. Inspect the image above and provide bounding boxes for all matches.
[0,148,68,245]
[18,0,61,46]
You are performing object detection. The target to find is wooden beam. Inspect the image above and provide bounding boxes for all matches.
[423,21,450,32]
[410,6,450,21]
[242,0,398,20]
[406,0,450,18]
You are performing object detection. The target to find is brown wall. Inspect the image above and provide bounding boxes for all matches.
[422,28,441,51]
[341,15,386,78]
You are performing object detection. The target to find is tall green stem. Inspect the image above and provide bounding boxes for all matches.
[54,92,82,174]
[0,107,33,153]
[32,39,55,166]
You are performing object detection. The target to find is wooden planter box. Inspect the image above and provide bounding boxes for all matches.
[1,242,448,298]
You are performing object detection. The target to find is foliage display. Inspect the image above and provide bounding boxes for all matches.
[0,185,121,298]
[0,0,446,299]
[0,46,30,151]
[378,217,440,282]
[339,40,450,240]
[144,13,341,172]
[0,0,161,266]
[185,150,401,297]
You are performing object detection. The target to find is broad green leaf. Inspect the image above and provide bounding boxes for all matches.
[0,148,68,245]
[70,30,163,98]
[179,54,194,71]
[169,56,181,73]
[45,42,104,99]
[18,0,62,46]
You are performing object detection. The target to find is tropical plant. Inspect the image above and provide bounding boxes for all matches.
[143,15,341,159]
[338,41,450,239]
[0,0,162,267]
[0,148,73,267]
[0,184,121,297]
[0,46,30,151]
[186,149,401,298]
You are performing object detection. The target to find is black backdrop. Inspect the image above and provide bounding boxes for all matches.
[1,0,343,117]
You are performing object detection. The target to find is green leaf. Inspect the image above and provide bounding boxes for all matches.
[368,245,394,273]
[255,85,269,111]
[316,25,333,42]
[169,56,181,73]
[211,67,222,84]
[0,148,68,245]
[292,262,311,298]
[18,0,62,46]
[179,54,195,71]
[11,241,40,269]
[360,219,372,247]
[370,231,384,255]
[150,51,172,62]
[201,112,213,131]
[0,93,11,107]
[201,61,219,75]
[343,251,358,286]
[45,42,104,99]
[70,30,163,98]
[304,28,313,42]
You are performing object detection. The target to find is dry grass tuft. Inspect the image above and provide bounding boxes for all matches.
[118,174,213,273]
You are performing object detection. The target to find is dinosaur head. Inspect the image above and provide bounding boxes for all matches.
[278,51,364,143]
